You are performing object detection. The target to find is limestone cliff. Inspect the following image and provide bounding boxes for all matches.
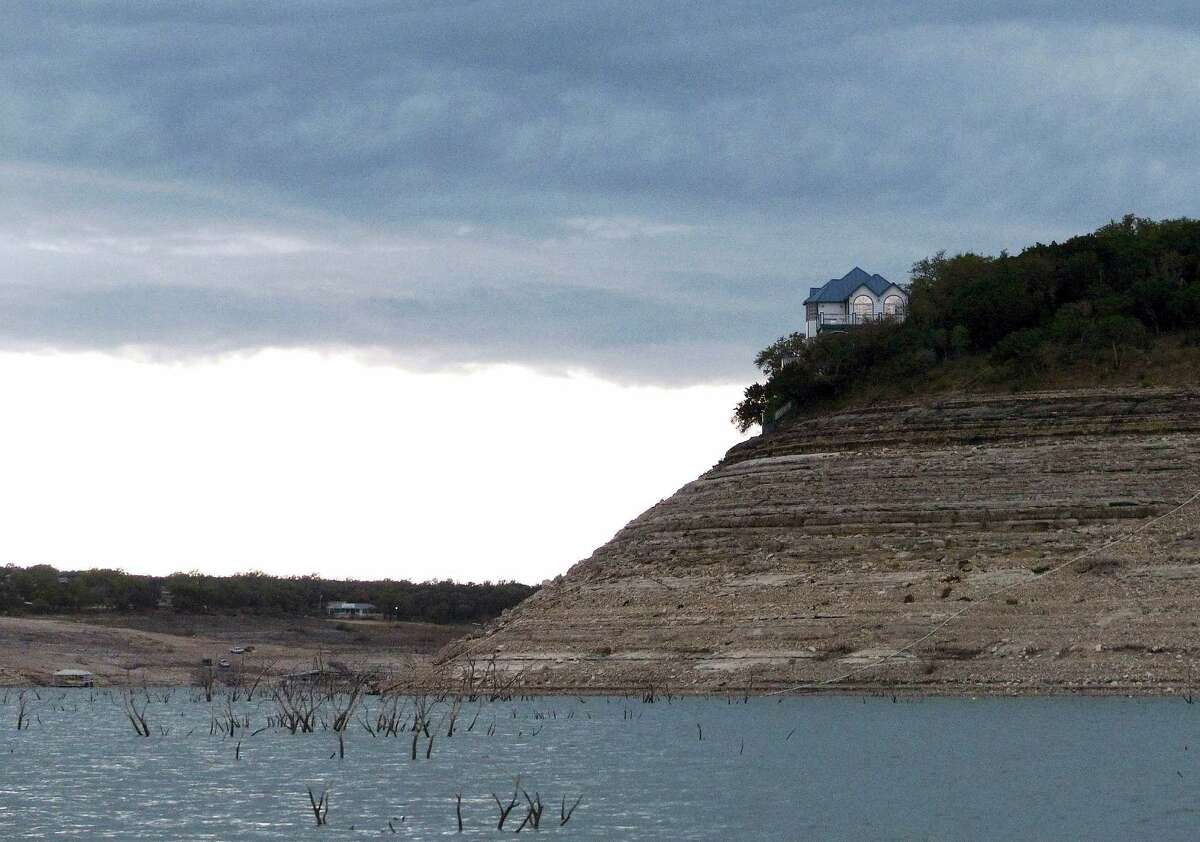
[452,389,1200,694]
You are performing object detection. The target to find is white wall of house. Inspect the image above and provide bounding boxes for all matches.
[805,301,847,338]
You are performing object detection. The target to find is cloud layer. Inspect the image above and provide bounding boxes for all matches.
[3,2,1199,381]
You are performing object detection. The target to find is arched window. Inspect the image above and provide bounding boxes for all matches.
[883,295,904,316]
[851,295,874,319]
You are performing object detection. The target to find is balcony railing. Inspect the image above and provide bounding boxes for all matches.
[816,309,906,333]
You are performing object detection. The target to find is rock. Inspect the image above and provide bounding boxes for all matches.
[457,388,1200,694]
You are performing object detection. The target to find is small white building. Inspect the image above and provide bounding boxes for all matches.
[325,601,379,619]
[52,669,94,687]
[804,267,908,338]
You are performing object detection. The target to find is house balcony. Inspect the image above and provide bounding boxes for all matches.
[816,309,906,334]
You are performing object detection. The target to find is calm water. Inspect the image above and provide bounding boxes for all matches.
[0,690,1198,839]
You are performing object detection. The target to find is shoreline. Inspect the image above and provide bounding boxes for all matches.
[5,673,1196,699]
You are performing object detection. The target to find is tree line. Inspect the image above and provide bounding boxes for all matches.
[735,215,1200,430]
[0,564,536,625]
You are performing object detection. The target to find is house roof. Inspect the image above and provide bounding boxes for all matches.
[803,267,899,304]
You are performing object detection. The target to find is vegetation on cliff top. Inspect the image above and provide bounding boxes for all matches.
[735,215,1200,431]
[0,563,535,624]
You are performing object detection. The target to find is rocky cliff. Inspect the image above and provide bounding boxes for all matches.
[451,388,1200,694]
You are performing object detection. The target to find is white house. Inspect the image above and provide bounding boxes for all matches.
[803,267,908,339]
[325,601,379,619]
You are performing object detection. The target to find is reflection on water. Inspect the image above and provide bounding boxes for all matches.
[0,690,1198,839]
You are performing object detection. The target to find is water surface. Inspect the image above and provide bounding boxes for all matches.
[0,691,1197,839]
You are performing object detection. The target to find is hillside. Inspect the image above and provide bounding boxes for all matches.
[734,215,1200,431]
[448,387,1200,694]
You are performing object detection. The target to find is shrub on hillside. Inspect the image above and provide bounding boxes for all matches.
[735,215,1200,428]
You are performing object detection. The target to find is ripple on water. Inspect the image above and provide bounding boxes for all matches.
[0,693,1198,838]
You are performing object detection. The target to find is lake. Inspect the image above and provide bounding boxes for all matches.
[0,689,1197,839]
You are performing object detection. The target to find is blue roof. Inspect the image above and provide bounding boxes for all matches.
[803,267,898,304]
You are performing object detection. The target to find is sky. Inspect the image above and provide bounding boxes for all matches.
[2,2,1198,582]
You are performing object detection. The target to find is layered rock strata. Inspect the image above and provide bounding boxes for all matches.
[450,389,1200,694]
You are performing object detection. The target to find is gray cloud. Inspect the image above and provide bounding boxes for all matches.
[2,2,1199,381]
[0,280,803,380]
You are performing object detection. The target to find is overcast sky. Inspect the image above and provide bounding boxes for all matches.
[2,2,1197,582]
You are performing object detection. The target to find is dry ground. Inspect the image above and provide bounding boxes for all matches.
[0,612,472,687]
